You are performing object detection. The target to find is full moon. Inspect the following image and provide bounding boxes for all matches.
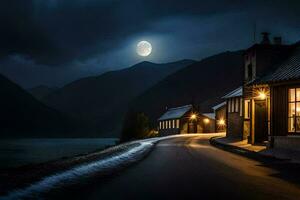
[136,41,152,57]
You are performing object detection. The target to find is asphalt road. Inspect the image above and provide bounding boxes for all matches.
[48,134,300,200]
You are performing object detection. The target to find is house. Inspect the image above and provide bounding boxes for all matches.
[212,101,226,132]
[158,104,215,135]
[248,44,300,150]
[209,32,300,153]
[202,113,216,133]
[222,87,244,138]
[242,33,294,144]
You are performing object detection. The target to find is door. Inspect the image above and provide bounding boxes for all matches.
[254,100,268,143]
[188,121,197,133]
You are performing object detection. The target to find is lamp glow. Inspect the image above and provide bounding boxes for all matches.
[190,114,197,120]
[203,118,210,124]
[218,118,225,126]
[258,91,267,100]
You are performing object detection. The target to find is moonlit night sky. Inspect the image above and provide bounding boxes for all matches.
[0,0,300,88]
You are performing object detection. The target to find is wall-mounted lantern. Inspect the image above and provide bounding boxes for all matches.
[217,118,225,126]
[203,118,210,124]
[258,91,267,100]
[190,114,197,120]
[255,88,268,100]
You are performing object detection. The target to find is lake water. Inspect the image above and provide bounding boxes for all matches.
[0,138,119,169]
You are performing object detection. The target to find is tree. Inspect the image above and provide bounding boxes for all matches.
[121,111,151,141]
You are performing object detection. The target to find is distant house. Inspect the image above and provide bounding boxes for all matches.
[158,105,215,135]
[222,87,244,138]
[202,113,216,133]
[212,101,226,132]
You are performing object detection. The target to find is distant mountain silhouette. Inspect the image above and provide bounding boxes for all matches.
[42,60,195,137]
[28,85,59,100]
[123,51,244,139]
[0,74,82,138]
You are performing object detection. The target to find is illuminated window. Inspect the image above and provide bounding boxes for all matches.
[172,120,175,128]
[165,121,168,129]
[268,98,271,135]
[169,120,171,129]
[176,119,180,128]
[235,98,239,112]
[244,100,250,119]
[162,121,165,129]
[228,99,231,113]
[288,88,300,133]
[159,122,162,130]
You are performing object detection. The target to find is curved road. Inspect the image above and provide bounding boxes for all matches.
[49,134,300,200]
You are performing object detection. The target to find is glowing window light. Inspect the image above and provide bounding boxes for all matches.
[176,119,180,128]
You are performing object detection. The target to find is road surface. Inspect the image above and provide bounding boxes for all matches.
[46,134,300,200]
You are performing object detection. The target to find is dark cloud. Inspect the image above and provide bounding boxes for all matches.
[1,0,299,65]
[0,0,300,87]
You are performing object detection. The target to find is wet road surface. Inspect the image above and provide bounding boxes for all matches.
[46,134,300,200]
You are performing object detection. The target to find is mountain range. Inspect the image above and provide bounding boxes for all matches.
[0,74,82,138]
[1,50,245,138]
[122,50,244,140]
[29,85,59,100]
[40,60,195,137]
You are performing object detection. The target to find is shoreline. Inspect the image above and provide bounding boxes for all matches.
[0,140,133,196]
[0,134,217,198]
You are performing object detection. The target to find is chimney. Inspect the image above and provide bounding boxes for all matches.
[273,37,282,45]
[261,32,271,44]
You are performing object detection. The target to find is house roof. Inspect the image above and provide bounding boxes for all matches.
[202,113,215,120]
[212,101,226,111]
[222,86,243,99]
[158,105,192,121]
[254,46,300,84]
